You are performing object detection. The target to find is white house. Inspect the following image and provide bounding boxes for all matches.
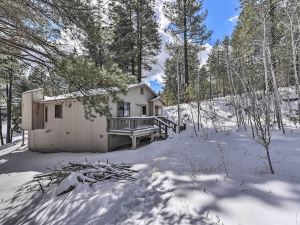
[22,83,177,153]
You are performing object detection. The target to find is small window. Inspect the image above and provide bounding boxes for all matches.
[55,105,63,118]
[142,105,147,116]
[140,87,144,95]
[45,106,48,122]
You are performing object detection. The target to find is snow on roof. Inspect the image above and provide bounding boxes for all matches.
[149,96,161,102]
[128,83,144,89]
[22,88,44,94]
[38,83,158,103]
[40,88,106,102]
[149,96,165,105]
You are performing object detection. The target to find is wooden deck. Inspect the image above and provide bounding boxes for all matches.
[107,117,177,149]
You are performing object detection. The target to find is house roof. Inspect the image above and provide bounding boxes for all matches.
[41,88,110,102]
[128,83,158,97]
[23,88,44,94]
[37,83,164,104]
[149,96,166,105]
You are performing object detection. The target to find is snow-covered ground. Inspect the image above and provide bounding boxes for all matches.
[1,98,300,225]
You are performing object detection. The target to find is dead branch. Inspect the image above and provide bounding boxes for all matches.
[33,161,138,196]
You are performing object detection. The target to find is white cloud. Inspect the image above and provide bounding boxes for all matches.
[199,43,213,67]
[228,15,239,23]
[147,72,165,84]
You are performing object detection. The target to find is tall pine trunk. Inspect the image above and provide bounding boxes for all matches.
[130,6,135,76]
[197,71,201,131]
[136,2,142,83]
[6,68,13,144]
[183,0,189,86]
[0,107,3,146]
[262,17,269,93]
[209,71,212,100]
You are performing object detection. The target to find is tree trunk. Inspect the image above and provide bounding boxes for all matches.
[266,148,275,174]
[136,3,142,83]
[190,104,197,136]
[177,51,181,133]
[262,18,269,93]
[130,7,135,76]
[197,71,201,131]
[6,69,13,144]
[267,44,285,133]
[183,0,189,86]
[0,107,4,145]
[209,71,212,100]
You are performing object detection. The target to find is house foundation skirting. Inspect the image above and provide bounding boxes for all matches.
[108,128,158,150]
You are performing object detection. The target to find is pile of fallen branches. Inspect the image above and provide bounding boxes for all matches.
[33,162,138,196]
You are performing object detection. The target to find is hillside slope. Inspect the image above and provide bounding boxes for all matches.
[0,95,300,225]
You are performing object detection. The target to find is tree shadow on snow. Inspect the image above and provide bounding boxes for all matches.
[1,127,300,224]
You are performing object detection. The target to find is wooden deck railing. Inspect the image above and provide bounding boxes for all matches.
[107,117,178,138]
[157,116,177,132]
[108,117,155,131]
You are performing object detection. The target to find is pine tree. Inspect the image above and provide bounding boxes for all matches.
[162,42,201,105]
[110,0,161,82]
[0,0,95,66]
[0,56,27,143]
[109,0,136,75]
[207,40,228,98]
[164,0,211,86]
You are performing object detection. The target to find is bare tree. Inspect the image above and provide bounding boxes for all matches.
[246,94,275,174]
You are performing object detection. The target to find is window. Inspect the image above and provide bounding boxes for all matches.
[140,87,144,95]
[117,102,130,117]
[142,105,147,116]
[55,105,63,118]
[45,106,48,122]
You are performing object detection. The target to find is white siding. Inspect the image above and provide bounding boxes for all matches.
[22,89,44,130]
[30,100,108,152]
[152,99,164,116]
[111,86,156,117]
[22,92,32,130]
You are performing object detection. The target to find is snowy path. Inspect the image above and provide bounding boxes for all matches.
[0,126,300,225]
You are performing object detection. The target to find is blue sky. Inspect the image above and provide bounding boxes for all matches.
[149,0,241,93]
[204,0,240,44]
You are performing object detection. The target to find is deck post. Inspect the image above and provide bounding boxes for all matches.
[165,126,168,139]
[132,135,137,149]
[21,129,25,146]
[151,133,154,142]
